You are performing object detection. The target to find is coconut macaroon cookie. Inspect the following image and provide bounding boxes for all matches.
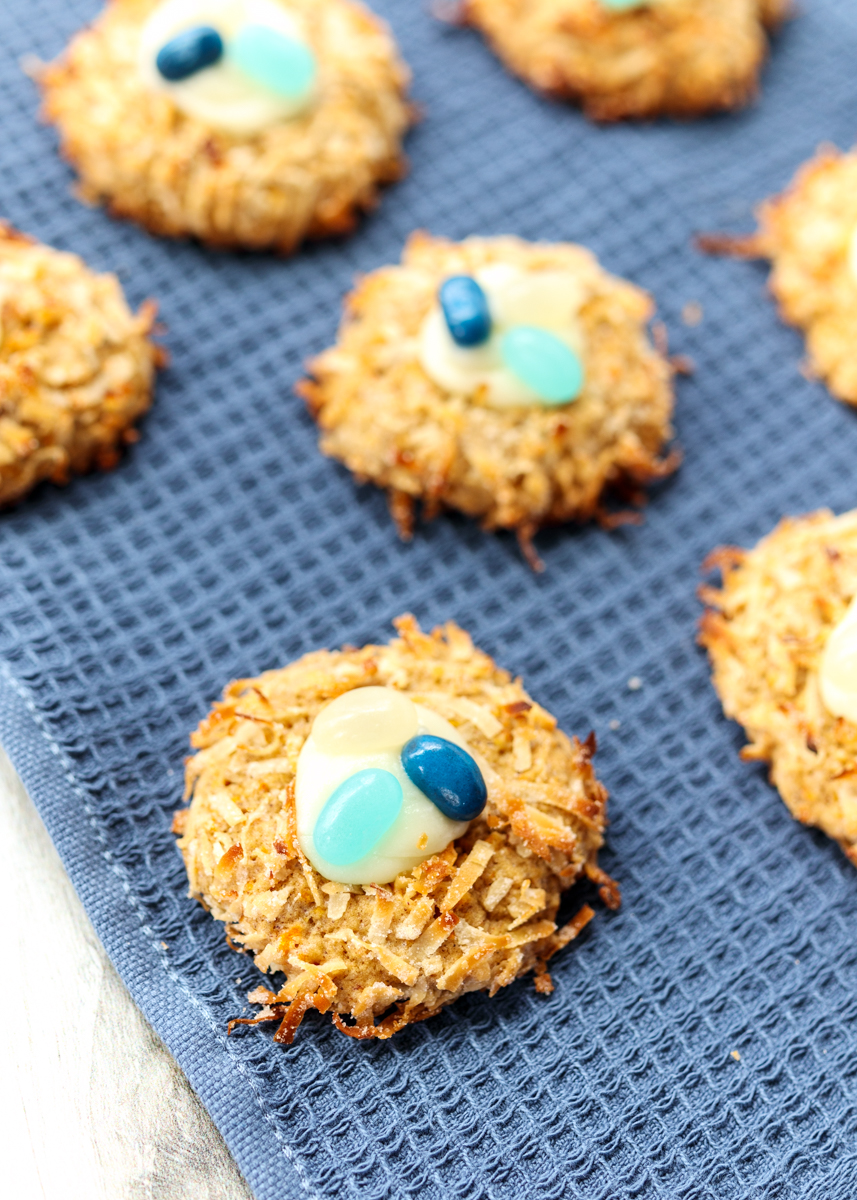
[699,146,857,406]
[39,0,413,251]
[459,0,789,122]
[300,233,677,566]
[0,222,158,506]
[700,509,857,867]
[175,615,618,1042]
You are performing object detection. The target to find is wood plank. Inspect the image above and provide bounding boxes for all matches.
[0,745,254,1200]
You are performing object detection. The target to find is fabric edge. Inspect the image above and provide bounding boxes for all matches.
[0,666,314,1200]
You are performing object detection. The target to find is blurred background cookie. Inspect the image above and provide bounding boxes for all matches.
[301,232,678,567]
[39,0,413,251]
[459,0,789,122]
[699,145,857,406]
[701,509,857,866]
[175,615,618,1042]
[0,222,159,506]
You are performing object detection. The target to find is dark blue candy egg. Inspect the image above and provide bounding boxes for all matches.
[439,276,492,348]
[401,735,487,821]
[156,26,224,83]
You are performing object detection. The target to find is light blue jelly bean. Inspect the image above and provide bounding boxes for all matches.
[228,24,317,100]
[156,26,224,82]
[439,276,492,347]
[401,735,487,822]
[313,768,403,867]
[600,0,647,10]
[500,326,584,405]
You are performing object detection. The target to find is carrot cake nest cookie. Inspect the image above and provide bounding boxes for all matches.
[174,614,618,1043]
[699,146,857,406]
[700,509,857,867]
[457,0,789,122]
[0,222,159,507]
[38,0,413,251]
[300,233,678,568]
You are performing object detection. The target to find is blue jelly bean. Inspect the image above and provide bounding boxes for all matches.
[314,768,403,867]
[401,735,487,822]
[439,276,492,348]
[156,26,224,82]
[229,25,317,100]
[500,325,584,405]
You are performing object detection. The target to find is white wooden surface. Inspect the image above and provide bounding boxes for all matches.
[0,744,254,1200]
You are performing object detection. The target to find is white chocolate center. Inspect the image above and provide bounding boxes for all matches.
[139,0,317,137]
[418,264,586,409]
[311,686,419,755]
[295,688,470,885]
[820,596,857,724]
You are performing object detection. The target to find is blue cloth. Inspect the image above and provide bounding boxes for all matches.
[2,2,857,1197]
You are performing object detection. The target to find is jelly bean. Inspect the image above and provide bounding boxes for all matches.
[229,24,317,100]
[500,326,584,405]
[314,768,403,867]
[440,276,492,348]
[401,735,487,822]
[312,687,419,756]
[156,25,224,82]
[600,0,647,10]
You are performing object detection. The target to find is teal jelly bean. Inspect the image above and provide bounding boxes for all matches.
[313,768,403,867]
[500,326,584,405]
[229,24,317,100]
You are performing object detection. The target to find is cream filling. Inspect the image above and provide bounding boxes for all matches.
[139,0,317,136]
[418,264,587,409]
[295,692,470,885]
[820,596,857,724]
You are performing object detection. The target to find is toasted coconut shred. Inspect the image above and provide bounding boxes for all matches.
[0,222,158,506]
[38,0,413,252]
[461,0,789,123]
[176,615,617,1042]
[300,233,678,551]
[699,145,857,407]
[700,509,857,866]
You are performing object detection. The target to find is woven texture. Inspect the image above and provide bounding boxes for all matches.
[2,3,857,1198]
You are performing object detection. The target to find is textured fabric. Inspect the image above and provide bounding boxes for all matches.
[2,2,857,1198]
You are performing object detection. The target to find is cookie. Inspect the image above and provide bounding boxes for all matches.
[700,508,857,866]
[300,233,678,568]
[174,614,618,1042]
[0,222,159,506]
[699,145,857,406]
[39,0,413,252]
[460,0,789,122]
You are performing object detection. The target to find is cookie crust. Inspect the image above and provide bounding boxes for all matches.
[300,233,677,557]
[175,615,617,1042]
[39,0,413,252]
[0,222,158,506]
[700,146,857,406]
[700,509,857,866]
[462,0,788,122]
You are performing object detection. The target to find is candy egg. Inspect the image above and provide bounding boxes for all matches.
[229,23,317,100]
[313,768,404,866]
[401,735,487,821]
[156,25,224,82]
[312,687,419,756]
[500,325,584,405]
[439,276,492,348]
